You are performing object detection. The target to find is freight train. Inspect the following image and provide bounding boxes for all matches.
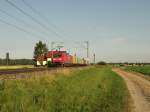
[35,50,88,67]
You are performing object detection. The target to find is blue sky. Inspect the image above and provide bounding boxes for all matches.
[0,0,150,62]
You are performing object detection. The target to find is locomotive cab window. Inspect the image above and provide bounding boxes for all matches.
[53,53,62,57]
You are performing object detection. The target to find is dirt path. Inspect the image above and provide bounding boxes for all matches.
[113,68,150,112]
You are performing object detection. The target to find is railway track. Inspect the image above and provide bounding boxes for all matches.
[0,65,86,75]
[0,67,52,75]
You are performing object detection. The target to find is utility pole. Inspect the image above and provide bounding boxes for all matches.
[93,53,95,64]
[6,52,9,65]
[84,41,89,64]
[85,41,89,58]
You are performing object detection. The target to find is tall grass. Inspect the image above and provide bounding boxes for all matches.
[0,66,128,112]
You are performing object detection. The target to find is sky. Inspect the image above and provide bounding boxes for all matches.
[0,0,150,63]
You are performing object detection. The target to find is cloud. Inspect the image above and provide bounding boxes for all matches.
[112,37,128,44]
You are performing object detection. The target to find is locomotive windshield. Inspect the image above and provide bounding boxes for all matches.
[53,53,62,57]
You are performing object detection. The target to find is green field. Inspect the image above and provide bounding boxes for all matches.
[125,66,150,76]
[0,66,128,112]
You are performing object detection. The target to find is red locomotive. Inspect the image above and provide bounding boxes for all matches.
[47,51,73,66]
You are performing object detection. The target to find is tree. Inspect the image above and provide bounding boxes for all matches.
[97,61,107,65]
[34,41,48,58]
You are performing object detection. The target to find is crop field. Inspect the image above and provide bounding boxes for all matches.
[0,65,34,70]
[0,66,128,112]
[125,66,150,76]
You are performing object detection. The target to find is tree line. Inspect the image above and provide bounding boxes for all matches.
[0,59,34,65]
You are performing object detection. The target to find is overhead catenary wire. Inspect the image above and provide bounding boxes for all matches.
[5,0,64,40]
[75,41,87,49]
[0,8,51,39]
[21,0,73,41]
[21,0,51,24]
[0,18,46,40]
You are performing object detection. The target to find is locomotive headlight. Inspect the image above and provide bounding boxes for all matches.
[58,58,62,60]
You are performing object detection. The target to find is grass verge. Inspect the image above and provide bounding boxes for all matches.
[0,66,128,112]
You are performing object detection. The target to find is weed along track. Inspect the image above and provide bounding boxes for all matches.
[0,66,88,80]
[113,68,150,112]
[0,67,58,80]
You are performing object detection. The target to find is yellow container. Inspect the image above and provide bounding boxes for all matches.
[72,54,77,64]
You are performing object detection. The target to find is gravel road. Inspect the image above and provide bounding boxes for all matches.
[113,68,150,112]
